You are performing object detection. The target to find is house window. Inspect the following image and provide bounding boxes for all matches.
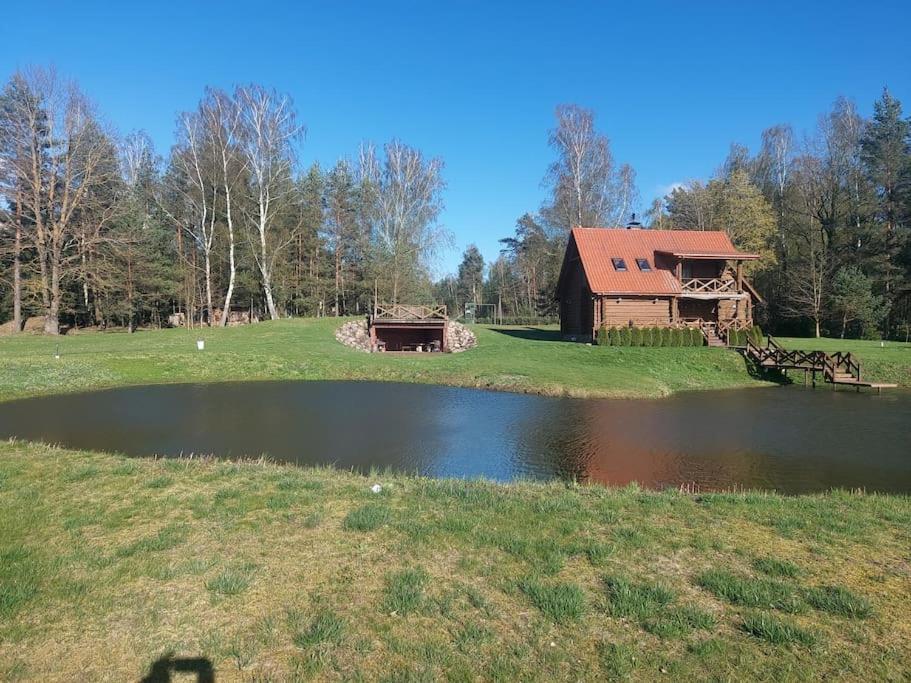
[611,258,627,272]
[636,258,651,272]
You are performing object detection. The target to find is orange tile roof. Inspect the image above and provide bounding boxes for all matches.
[570,227,757,295]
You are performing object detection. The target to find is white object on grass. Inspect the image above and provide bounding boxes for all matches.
[371,484,382,494]
[197,340,205,351]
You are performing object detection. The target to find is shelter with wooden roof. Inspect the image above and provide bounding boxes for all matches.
[369,304,449,352]
[555,226,761,343]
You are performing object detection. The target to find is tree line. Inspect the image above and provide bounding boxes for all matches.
[2,66,909,340]
[0,67,449,333]
[451,94,909,339]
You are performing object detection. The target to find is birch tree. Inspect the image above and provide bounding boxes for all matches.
[203,89,245,326]
[236,85,303,320]
[357,140,448,304]
[541,104,638,231]
[166,106,220,325]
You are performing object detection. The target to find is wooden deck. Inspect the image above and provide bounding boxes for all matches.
[742,336,897,392]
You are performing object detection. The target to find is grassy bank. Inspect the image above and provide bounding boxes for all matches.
[1,442,909,680]
[0,317,772,402]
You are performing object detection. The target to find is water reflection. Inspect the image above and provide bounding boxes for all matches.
[0,381,908,494]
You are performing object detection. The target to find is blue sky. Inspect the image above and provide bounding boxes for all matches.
[2,1,909,275]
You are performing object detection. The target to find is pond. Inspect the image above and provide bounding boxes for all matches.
[1,381,909,494]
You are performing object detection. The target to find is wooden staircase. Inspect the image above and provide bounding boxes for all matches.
[742,336,896,392]
[696,321,727,347]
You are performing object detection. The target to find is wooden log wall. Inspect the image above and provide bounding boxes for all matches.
[600,296,673,328]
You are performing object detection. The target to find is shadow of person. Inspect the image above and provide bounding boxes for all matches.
[140,653,214,682]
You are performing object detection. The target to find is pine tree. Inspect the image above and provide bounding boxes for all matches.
[860,88,911,329]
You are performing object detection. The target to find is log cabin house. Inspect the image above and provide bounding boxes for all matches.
[556,226,761,343]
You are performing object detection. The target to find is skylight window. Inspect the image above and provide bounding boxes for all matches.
[636,258,652,272]
[611,258,627,272]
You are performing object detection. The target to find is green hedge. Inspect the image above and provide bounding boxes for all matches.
[597,325,708,347]
[725,325,763,347]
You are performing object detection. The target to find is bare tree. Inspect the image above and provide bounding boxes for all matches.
[357,140,449,304]
[236,85,303,320]
[541,104,637,230]
[755,125,794,253]
[779,155,834,337]
[0,68,119,334]
[609,163,639,226]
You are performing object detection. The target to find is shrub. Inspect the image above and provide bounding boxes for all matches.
[630,327,643,347]
[672,328,684,347]
[750,324,764,346]
[618,327,631,346]
[653,327,663,346]
[641,326,653,346]
[609,327,622,346]
[692,328,704,346]
[675,328,687,347]
[597,326,609,346]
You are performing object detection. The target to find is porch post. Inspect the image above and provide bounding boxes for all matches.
[736,260,743,291]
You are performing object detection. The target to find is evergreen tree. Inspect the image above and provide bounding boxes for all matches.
[831,265,888,338]
[456,245,485,312]
[860,89,911,326]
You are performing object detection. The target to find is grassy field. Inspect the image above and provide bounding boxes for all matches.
[1,442,909,681]
[2,322,910,680]
[1,319,908,405]
[0,317,776,402]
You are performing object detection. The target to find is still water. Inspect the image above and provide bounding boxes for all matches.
[0,381,908,494]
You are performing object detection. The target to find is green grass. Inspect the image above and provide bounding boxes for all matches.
[805,585,873,619]
[290,609,346,647]
[603,576,674,620]
[0,317,780,402]
[741,613,817,647]
[519,579,586,623]
[696,569,805,613]
[2,441,906,679]
[206,565,255,596]
[752,556,802,578]
[343,503,390,531]
[1,321,907,406]
[383,568,429,615]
